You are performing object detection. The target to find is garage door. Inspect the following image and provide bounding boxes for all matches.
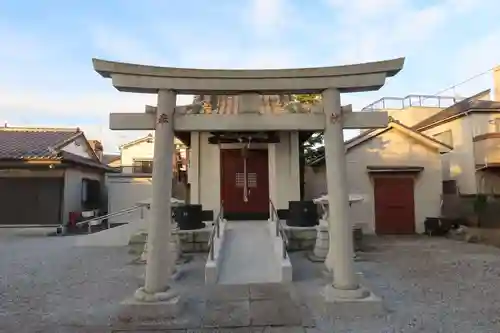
[373,176,415,234]
[0,178,63,225]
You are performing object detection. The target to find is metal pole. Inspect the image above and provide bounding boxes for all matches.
[210,238,214,260]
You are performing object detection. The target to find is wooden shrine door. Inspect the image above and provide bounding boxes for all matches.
[220,149,269,220]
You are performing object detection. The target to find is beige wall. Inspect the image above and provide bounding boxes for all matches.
[269,132,300,209]
[306,129,443,234]
[476,170,500,194]
[62,168,103,225]
[189,131,301,213]
[120,137,185,170]
[474,136,500,166]
[422,113,500,194]
[422,117,476,193]
[304,165,327,200]
[121,140,154,166]
[105,175,152,223]
[108,159,121,167]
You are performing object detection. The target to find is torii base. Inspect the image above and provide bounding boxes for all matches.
[118,288,181,323]
[322,285,384,317]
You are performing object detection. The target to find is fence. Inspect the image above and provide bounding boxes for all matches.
[442,193,500,228]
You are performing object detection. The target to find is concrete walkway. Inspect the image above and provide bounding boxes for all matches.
[217,221,280,284]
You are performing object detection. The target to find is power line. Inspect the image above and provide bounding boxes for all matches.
[431,66,497,97]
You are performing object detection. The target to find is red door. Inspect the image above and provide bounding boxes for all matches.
[220,149,269,220]
[373,176,415,234]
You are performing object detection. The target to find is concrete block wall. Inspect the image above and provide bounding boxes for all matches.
[285,228,317,251]
[177,229,210,253]
[127,228,211,255]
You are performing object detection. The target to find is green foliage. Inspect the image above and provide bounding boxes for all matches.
[303,132,324,163]
[473,194,488,214]
[293,94,321,104]
[293,94,323,163]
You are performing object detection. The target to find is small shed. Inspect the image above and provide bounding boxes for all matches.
[0,126,116,226]
[305,121,452,234]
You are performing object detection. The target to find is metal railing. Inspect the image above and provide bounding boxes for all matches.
[71,204,147,234]
[208,201,224,261]
[361,94,464,111]
[269,199,288,259]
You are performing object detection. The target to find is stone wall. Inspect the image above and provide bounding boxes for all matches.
[128,227,211,255]
[177,228,210,253]
[284,225,364,252]
[284,227,317,251]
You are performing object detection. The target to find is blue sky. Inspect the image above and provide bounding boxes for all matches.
[1,0,500,153]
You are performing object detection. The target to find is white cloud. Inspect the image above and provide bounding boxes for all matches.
[0,85,193,153]
[326,0,406,18]
[89,25,168,65]
[246,0,289,37]
[2,0,500,153]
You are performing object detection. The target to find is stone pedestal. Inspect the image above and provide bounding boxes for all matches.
[322,285,384,317]
[307,220,329,262]
[119,293,181,322]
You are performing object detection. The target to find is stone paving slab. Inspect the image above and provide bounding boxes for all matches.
[248,283,292,300]
[250,299,302,326]
[205,284,250,301]
[202,300,251,327]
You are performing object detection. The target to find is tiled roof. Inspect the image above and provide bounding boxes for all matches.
[194,94,302,114]
[412,89,496,130]
[59,151,118,172]
[0,127,81,159]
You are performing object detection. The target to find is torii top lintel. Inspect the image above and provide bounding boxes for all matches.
[92,57,405,95]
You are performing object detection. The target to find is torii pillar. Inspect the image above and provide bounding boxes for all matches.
[134,89,178,304]
[322,88,369,300]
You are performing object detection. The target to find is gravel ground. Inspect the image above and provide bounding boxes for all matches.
[2,229,500,332]
[0,229,143,332]
[293,236,500,332]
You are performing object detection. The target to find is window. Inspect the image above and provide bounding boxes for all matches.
[132,160,153,173]
[433,130,453,148]
[81,178,101,210]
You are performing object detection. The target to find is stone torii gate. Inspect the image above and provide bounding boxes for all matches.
[92,57,405,309]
